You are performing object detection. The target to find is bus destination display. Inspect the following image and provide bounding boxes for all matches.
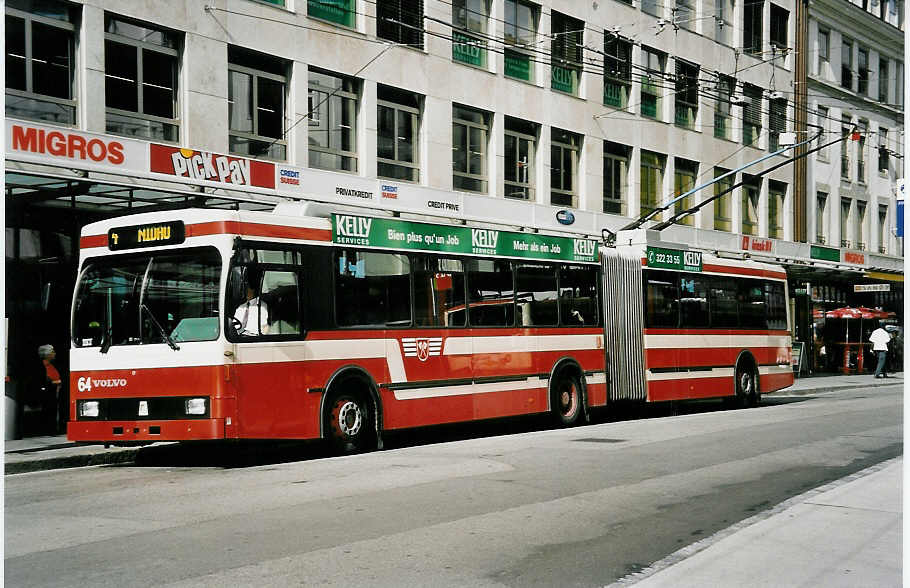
[108,221,186,251]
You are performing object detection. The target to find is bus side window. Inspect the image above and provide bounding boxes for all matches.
[765,281,787,330]
[708,276,739,328]
[558,265,598,327]
[516,264,558,327]
[644,270,679,328]
[679,274,709,328]
[261,270,300,335]
[738,279,766,329]
[466,259,515,327]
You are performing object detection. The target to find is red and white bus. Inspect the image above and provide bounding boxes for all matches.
[68,206,793,451]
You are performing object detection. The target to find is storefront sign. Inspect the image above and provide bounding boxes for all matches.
[6,120,147,172]
[331,214,598,263]
[149,144,275,189]
[646,247,702,272]
[854,284,890,292]
[843,251,866,265]
[741,235,773,252]
[810,245,840,262]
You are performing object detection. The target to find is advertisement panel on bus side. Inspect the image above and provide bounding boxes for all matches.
[331,214,599,263]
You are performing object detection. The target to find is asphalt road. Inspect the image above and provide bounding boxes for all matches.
[5,384,902,587]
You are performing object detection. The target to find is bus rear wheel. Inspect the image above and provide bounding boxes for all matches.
[325,390,375,454]
[552,373,583,427]
[735,363,759,408]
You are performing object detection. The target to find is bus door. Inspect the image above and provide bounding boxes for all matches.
[227,250,313,439]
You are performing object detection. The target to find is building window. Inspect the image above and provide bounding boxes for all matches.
[816,106,829,160]
[673,158,698,226]
[878,127,889,173]
[715,0,734,45]
[743,84,762,147]
[676,0,694,30]
[742,175,760,235]
[856,201,867,250]
[743,0,763,56]
[308,0,355,27]
[879,57,889,103]
[504,116,537,200]
[640,151,666,221]
[503,0,538,82]
[453,104,490,193]
[228,46,287,160]
[551,128,580,207]
[642,0,660,17]
[817,29,829,74]
[768,181,785,239]
[641,47,664,119]
[840,197,851,247]
[897,62,904,107]
[453,0,489,68]
[308,68,358,173]
[6,0,77,124]
[857,48,869,95]
[769,4,788,50]
[675,60,698,129]
[816,191,827,243]
[714,168,733,231]
[377,0,424,49]
[604,141,630,215]
[550,11,583,95]
[604,35,632,108]
[840,114,851,180]
[878,205,888,253]
[105,15,179,142]
[715,75,734,140]
[841,38,853,90]
[377,85,421,182]
[856,120,867,183]
[769,97,787,151]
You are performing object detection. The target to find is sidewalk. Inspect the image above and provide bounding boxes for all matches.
[614,457,902,587]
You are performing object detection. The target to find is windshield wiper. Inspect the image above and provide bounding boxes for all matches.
[141,304,180,351]
[100,308,113,354]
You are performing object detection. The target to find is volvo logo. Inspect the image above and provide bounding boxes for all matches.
[556,210,576,225]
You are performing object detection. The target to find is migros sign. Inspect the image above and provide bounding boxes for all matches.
[6,121,146,169]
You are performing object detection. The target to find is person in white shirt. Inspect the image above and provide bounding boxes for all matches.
[868,326,891,378]
[234,284,269,336]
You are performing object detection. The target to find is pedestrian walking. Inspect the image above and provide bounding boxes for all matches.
[869,326,891,378]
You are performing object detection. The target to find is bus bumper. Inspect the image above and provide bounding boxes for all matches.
[67,419,224,443]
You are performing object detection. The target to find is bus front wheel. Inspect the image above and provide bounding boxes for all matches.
[552,373,583,427]
[325,390,375,454]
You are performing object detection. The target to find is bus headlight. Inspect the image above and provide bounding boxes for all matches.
[79,401,100,418]
[184,398,207,415]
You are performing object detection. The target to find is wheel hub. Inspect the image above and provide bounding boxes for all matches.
[336,401,362,437]
[560,385,578,416]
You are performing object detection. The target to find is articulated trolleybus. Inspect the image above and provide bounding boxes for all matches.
[69,205,793,451]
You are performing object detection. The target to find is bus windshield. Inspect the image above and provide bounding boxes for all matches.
[72,247,221,348]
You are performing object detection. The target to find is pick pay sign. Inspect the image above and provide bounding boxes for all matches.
[149,144,275,189]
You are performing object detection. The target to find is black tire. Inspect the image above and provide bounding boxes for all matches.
[734,362,759,408]
[552,372,583,426]
[324,389,375,454]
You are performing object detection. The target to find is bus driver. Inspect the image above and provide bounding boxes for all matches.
[233,273,269,336]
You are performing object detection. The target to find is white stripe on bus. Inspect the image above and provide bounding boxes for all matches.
[643,334,791,349]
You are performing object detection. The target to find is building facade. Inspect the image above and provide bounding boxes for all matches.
[3,0,903,433]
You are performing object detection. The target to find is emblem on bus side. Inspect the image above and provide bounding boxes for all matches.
[402,337,443,362]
